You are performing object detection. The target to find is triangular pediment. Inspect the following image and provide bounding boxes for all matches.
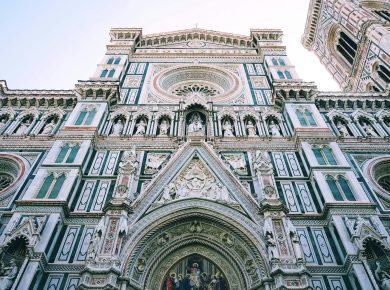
[154,154,237,205]
[137,40,247,50]
[130,142,259,222]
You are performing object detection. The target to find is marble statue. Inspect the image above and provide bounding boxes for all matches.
[134,118,147,136]
[41,120,56,135]
[246,120,257,136]
[362,122,379,137]
[222,119,234,137]
[336,121,350,137]
[145,153,169,174]
[188,113,203,133]
[111,119,124,136]
[87,232,101,260]
[15,119,31,135]
[159,119,170,135]
[0,259,18,290]
[268,120,281,136]
[0,117,8,133]
[119,147,139,175]
[285,218,303,260]
[375,261,390,290]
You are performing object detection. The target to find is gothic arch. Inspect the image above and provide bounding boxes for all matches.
[121,200,269,290]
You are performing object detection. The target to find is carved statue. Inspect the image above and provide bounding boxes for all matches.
[222,119,234,137]
[14,118,31,135]
[0,259,18,290]
[375,261,390,290]
[41,119,56,135]
[87,232,100,260]
[188,113,203,133]
[336,121,350,137]
[111,119,124,136]
[246,120,257,136]
[285,218,303,261]
[159,119,170,136]
[265,232,279,261]
[253,151,273,175]
[161,183,177,202]
[362,121,379,137]
[134,118,147,136]
[0,117,8,133]
[145,153,168,174]
[119,147,139,175]
[225,154,246,172]
[268,120,281,136]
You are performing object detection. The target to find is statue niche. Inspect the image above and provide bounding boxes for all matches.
[110,116,126,136]
[40,116,58,135]
[186,112,206,137]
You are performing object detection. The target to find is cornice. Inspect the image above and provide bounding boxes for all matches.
[301,0,323,49]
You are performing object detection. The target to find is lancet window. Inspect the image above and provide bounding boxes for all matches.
[55,143,80,163]
[296,108,317,127]
[326,175,355,201]
[36,173,66,199]
[312,146,337,165]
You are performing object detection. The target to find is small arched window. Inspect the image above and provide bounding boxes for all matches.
[313,146,337,165]
[296,109,317,127]
[277,71,285,79]
[36,173,66,199]
[336,31,357,66]
[55,144,80,163]
[374,10,390,22]
[272,58,278,66]
[285,70,292,79]
[278,58,286,66]
[108,69,115,78]
[100,69,108,78]
[377,64,390,84]
[114,57,121,65]
[326,175,355,201]
[75,109,96,126]
[107,58,114,65]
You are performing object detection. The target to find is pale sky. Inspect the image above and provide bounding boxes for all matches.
[0,0,340,91]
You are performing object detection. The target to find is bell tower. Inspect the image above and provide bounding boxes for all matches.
[302,0,390,93]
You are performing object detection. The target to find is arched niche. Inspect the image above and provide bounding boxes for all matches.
[185,107,208,137]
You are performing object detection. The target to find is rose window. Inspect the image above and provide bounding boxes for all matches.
[0,156,23,195]
[172,84,220,97]
[373,159,390,193]
[0,174,14,191]
[151,65,242,103]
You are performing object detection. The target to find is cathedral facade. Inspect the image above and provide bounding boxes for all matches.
[0,2,389,290]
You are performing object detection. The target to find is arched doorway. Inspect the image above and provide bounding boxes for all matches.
[121,200,269,290]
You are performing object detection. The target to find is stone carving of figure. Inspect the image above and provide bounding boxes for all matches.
[246,120,257,136]
[285,218,303,260]
[15,118,31,135]
[134,118,147,136]
[119,147,139,175]
[222,119,234,137]
[268,120,281,136]
[188,113,203,133]
[111,118,124,136]
[161,183,177,202]
[41,119,56,135]
[253,150,273,175]
[225,154,246,172]
[263,216,279,261]
[216,183,231,203]
[87,232,101,260]
[362,121,379,137]
[375,261,390,290]
[336,121,350,137]
[159,119,170,136]
[0,259,18,290]
[0,117,8,133]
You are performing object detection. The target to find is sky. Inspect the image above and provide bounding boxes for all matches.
[0,0,340,91]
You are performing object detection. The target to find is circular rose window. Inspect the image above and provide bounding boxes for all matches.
[151,65,242,103]
[0,155,24,195]
[373,160,390,193]
[364,156,390,199]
